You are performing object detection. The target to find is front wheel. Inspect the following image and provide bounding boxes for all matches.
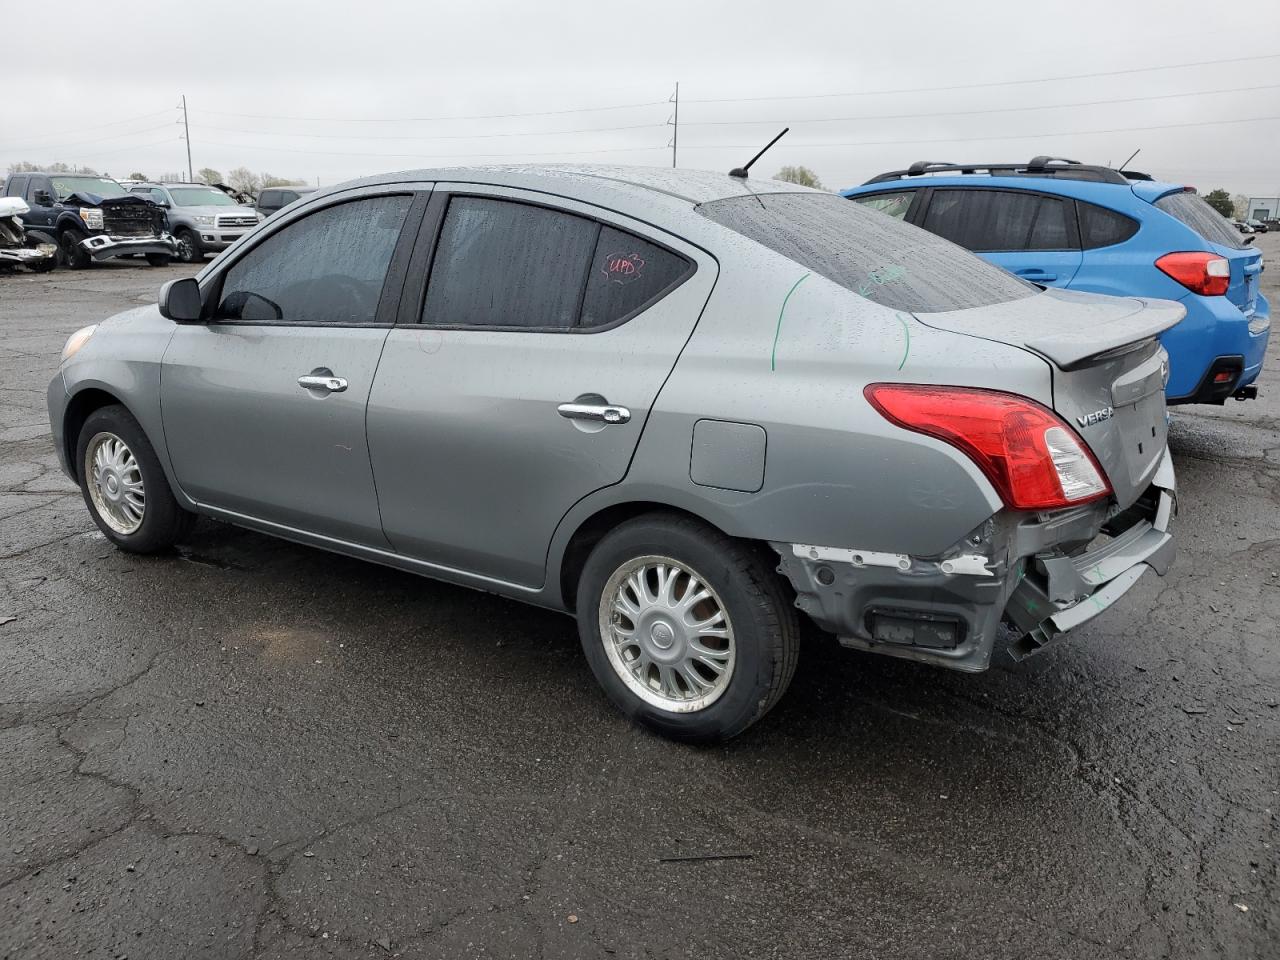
[59,228,91,269]
[76,405,195,553]
[576,514,800,742]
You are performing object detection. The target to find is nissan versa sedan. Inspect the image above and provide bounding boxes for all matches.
[48,166,1180,741]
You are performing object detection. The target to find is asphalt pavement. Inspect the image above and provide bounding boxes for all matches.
[1,240,1277,959]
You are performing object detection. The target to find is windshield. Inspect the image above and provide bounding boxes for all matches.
[698,192,1035,313]
[1154,191,1248,250]
[52,176,127,201]
[169,187,238,207]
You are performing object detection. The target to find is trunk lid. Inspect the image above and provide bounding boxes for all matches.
[915,288,1185,508]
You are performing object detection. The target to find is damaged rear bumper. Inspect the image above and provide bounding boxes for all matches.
[80,233,178,261]
[0,243,57,266]
[772,448,1176,672]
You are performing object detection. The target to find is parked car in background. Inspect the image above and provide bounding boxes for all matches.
[842,158,1270,404]
[0,197,58,272]
[2,172,176,269]
[1245,219,1268,234]
[256,185,317,218]
[127,182,261,263]
[49,167,1178,741]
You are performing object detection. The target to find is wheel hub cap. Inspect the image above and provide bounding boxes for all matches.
[84,432,145,535]
[598,556,736,713]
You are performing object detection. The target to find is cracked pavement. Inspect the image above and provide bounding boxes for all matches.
[1,243,1277,959]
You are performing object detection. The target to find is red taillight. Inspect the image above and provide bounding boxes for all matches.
[1155,251,1230,296]
[864,384,1111,511]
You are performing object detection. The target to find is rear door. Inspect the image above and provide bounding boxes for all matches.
[161,188,425,546]
[920,188,1083,288]
[366,186,716,587]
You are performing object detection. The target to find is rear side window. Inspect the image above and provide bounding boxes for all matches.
[217,194,410,323]
[698,191,1034,313]
[424,197,597,329]
[1076,201,1138,249]
[258,190,278,208]
[423,197,692,330]
[1154,190,1247,249]
[850,191,916,221]
[7,176,28,198]
[923,189,1073,252]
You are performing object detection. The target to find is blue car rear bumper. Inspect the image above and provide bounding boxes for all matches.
[1163,291,1269,403]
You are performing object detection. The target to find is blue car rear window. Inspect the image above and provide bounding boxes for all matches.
[698,192,1035,313]
[1154,191,1247,250]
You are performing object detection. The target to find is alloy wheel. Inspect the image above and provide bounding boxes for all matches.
[84,431,145,535]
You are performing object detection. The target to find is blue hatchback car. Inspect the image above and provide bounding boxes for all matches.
[841,158,1269,404]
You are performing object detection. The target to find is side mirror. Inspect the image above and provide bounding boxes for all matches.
[158,277,203,322]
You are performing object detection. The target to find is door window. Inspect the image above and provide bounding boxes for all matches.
[922,189,1074,252]
[7,176,28,199]
[1076,201,1139,249]
[216,194,411,324]
[850,191,916,221]
[580,226,692,328]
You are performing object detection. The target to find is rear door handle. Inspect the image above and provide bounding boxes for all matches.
[298,374,348,393]
[558,401,631,424]
[1016,269,1057,281]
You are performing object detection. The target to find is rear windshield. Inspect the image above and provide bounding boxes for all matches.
[1154,191,1247,250]
[697,192,1035,313]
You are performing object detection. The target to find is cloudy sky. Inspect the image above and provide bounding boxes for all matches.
[5,0,1278,198]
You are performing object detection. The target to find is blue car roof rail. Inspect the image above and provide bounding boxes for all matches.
[864,156,1132,186]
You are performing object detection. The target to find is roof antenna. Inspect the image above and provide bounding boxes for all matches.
[1119,147,1141,170]
[729,127,789,179]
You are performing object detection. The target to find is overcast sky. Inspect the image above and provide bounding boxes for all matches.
[4,0,1278,198]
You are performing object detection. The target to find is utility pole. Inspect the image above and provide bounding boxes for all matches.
[669,82,680,168]
[181,95,193,183]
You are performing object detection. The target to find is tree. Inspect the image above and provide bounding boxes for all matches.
[774,165,824,189]
[227,167,261,196]
[127,172,148,181]
[1233,193,1250,219]
[1203,189,1234,218]
[260,174,305,188]
[197,167,223,185]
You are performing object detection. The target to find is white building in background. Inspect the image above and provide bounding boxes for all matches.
[1247,197,1279,220]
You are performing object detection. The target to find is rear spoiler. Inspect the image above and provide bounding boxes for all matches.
[1022,299,1185,370]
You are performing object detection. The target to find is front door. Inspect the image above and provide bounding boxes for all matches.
[161,190,421,546]
[367,187,717,587]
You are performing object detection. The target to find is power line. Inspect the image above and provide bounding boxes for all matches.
[684,53,1280,104]
[3,123,177,154]
[191,120,666,142]
[682,83,1280,127]
[0,108,174,145]
[197,137,666,161]
[194,99,668,124]
[680,113,1280,151]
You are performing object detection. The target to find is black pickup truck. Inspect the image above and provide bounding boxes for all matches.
[1,172,177,268]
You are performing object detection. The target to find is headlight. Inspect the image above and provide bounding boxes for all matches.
[78,207,104,230]
[193,215,215,225]
[256,212,265,222]
[62,324,97,362]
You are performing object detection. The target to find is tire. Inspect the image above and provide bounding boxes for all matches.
[145,253,172,267]
[576,513,800,742]
[59,227,92,269]
[75,404,195,554]
[26,256,57,273]
[174,228,202,264]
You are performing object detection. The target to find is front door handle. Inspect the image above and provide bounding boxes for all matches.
[298,374,348,393]
[1016,269,1057,282]
[558,401,631,424]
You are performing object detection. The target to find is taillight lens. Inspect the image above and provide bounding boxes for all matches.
[864,384,1111,511]
[1155,252,1230,296]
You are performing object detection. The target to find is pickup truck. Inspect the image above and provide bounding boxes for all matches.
[1,172,177,268]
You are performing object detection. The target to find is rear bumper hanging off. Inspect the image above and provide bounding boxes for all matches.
[80,233,178,261]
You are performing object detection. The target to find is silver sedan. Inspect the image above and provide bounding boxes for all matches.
[48,166,1179,740]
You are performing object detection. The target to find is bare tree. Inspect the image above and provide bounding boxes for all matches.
[227,167,262,196]
[197,167,224,186]
[773,165,824,190]
[260,174,306,188]
[1233,194,1251,219]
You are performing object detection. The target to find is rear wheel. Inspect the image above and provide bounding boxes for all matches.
[576,514,800,742]
[174,228,202,264]
[26,256,56,273]
[76,405,195,553]
[59,227,91,269]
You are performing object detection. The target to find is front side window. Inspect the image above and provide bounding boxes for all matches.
[216,194,410,324]
[698,191,1034,313]
[922,189,1072,252]
[851,191,916,221]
